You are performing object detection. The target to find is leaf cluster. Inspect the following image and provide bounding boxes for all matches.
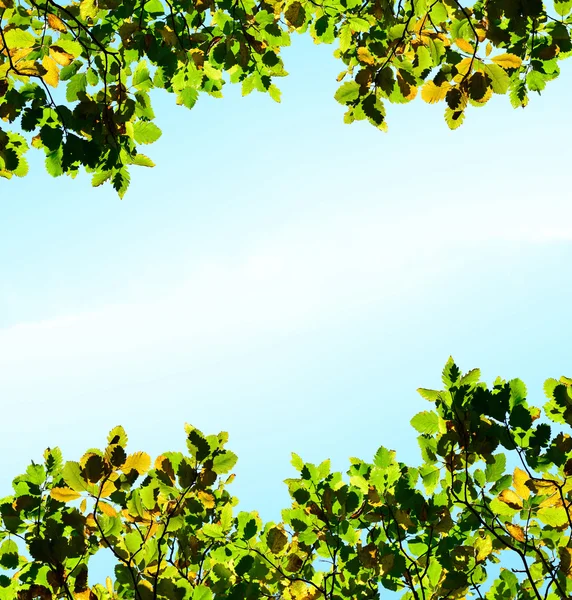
[0,0,570,194]
[3,360,572,599]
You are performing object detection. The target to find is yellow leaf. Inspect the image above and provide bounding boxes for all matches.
[122,451,151,475]
[86,514,97,528]
[99,479,116,498]
[498,489,523,510]
[513,468,531,500]
[474,534,493,562]
[47,13,67,32]
[475,24,486,42]
[197,491,215,509]
[538,493,562,508]
[98,500,118,517]
[505,522,526,542]
[444,107,465,130]
[491,53,522,69]
[15,61,45,76]
[11,47,33,63]
[530,478,559,493]
[50,46,74,66]
[51,487,82,502]
[106,577,114,595]
[80,498,87,513]
[80,0,98,20]
[421,80,450,103]
[453,57,473,81]
[42,55,59,87]
[485,42,492,56]
[455,38,474,54]
[357,46,375,66]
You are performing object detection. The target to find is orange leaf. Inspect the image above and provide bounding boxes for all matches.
[505,522,526,542]
[47,13,67,32]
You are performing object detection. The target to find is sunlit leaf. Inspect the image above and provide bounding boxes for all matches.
[50,487,82,502]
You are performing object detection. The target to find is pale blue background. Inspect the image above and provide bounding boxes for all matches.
[1,34,571,584]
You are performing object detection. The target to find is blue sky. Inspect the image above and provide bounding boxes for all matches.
[1,32,572,544]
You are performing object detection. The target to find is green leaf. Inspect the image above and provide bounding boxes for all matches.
[57,39,83,58]
[212,451,238,474]
[4,28,35,49]
[484,64,510,94]
[0,540,18,569]
[133,121,162,144]
[410,411,439,434]
[485,453,506,483]
[334,81,360,104]
[112,168,130,199]
[442,357,461,387]
[537,506,568,527]
[92,171,112,186]
[291,453,304,470]
[80,0,98,20]
[268,84,281,103]
[45,147,63,177]
[62,461,90,492]
[527,70,547,92]
[202,523,225,538]
[144,0,164,13]
[347,16,370,32]
[420,465,440,494]
[417,388,440,401]
[133,61,152,91]
[193,585,213,600]
[554,0,572,16]
[131,154,155,167]
[374,446,395,468]
[176,88,198,109]
[13,155,28,177]
[66,73,87,102]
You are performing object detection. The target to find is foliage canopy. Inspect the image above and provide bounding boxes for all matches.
[0,0,570,194]
[3,359,572,599]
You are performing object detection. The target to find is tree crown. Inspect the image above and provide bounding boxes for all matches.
[0,0,570,195]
